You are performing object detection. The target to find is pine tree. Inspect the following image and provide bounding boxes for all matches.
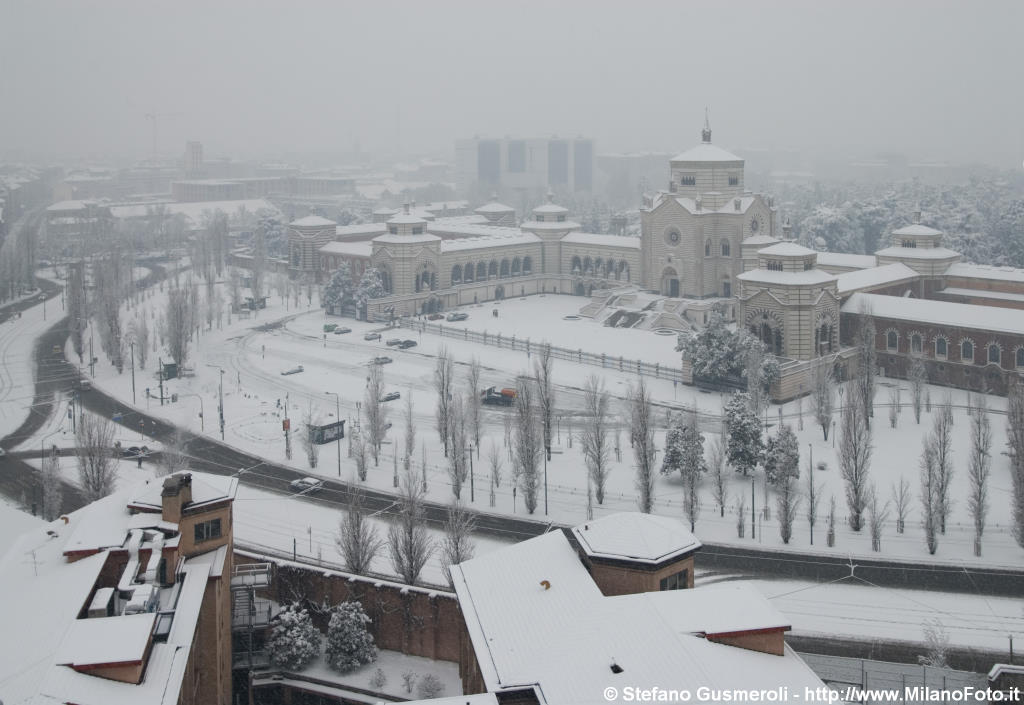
[325,602,377,673]
[322,262,354,315]
[355,267,386,319]
[267,603,321,670]
[764,424,800,487]
[724,393,764,477]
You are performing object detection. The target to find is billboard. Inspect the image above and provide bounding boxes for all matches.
[309,420,345,445]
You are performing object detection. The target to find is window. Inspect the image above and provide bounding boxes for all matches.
[704,240,711,257]
[728,175,739,186]
[557,215,566,222]
[901,240,917,248]
[886,331,898,350]
[722,281,731,297]
[388,226,398,235]
[412,226,423,235]
[804,261,814,271]
[911,334,922,354]
[720,240,731,257]
[659,569,688,591]
[988,344,1001,365]
[1017,348,1024,369]
[680,175,695,186]
[194,518,222,543]
[935,337,947,358]
[961,340,974,362]
[767,260,783,272]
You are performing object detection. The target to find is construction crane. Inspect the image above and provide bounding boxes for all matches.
[143,111,182,160]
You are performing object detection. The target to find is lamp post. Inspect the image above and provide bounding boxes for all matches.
[467,442,474,502]
[326,392,341,476]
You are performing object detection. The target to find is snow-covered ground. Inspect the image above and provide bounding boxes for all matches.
[0,497,45,555]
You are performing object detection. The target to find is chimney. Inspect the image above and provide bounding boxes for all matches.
[161,473,193,524]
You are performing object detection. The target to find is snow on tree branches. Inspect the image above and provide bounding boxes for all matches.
[723,393,763,477]
[267,603,321,670]
[325,602,377,673]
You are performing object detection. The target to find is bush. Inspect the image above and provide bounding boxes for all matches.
[369,667,387,689]
[266,603,321,670]
[325,601,377,673]
[417,673,445,699]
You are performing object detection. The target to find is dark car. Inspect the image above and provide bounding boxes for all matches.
[372,356,393,365]
[121,445,151,458]
[289,477,324,493]
[363,332,381,341]
[380,391,401,402]
[398,339,417,349]
[427,313,444,321]
[333,326,352,335]
[385,338,402,346]
[446,312,469,322]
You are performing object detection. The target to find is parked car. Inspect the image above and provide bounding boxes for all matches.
[427,313,444,321]
[446,312,469,322]
[372,356,393,365]
[289,477,324,493]
[380,391,401,402]
[323,323,337,333]
[333,326,352,335]
[280,365,304,375]
[363,332,381,341]
[121,445,151,458]
[398,339,417,349]
[385,338,402,346]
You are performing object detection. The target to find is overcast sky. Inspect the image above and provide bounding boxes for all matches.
[2,0,1022,168]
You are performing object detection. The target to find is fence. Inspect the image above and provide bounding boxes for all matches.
[799,653,988,704]
[399,319,686,384]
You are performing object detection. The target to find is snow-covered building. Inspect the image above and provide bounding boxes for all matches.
[0,472,237,705]
[450,512,826,702]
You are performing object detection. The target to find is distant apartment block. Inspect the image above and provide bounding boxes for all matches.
[455,136,594,194]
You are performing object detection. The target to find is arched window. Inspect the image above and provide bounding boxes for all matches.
[571,256,581,274]
[583,256,593,274]
[500,259,510,278]
[935,337,947,358]
[961,340,974,363]
[704,239,711,257]
[721,239,731,257]
[620,260,630,282]
[512,257,521,276]
[488,260,498,279]
[523,256,533,274]
[886,331,898,350]
[988,344,1001,365]
[1016,347,1024,368]
[476,262,486,281]
[451,264,462,285]
[911,334,922,354]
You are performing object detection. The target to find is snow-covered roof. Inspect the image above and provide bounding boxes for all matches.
[372,206,398,216]
[127,473,237,514]
[451,525,825,705]
[521,218,582,230]
[842,292,1024,335]
[742,234,779,247]
[428,224,521,239]
[815,252,877,270]
[320,240,373,257]
[55,613,156,667]
[670,142,743,163]
[474,201,515,214]
[945,262,1024,284]
[875,246,960,260]
[430,214,490,227]
[560,232,641,249]
[387,213,428,226]
[335,222,387,238]
[290,215,336,228]
[572,513,700,564]
[440,232,540,252]
[373,232,441,245]
[892,223,942,237]
[737,269,837,286]
[939,287,1024,304]
[759,242,816,257]
[533,202,569,215]
[836,263,919,295]
[671,197,755,216]
[108,199,279,225]
[47,199,105,212]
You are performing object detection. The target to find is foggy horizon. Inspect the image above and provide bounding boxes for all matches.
[2,0,1023,169]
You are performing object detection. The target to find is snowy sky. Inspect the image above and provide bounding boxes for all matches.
[1,0,1022,167]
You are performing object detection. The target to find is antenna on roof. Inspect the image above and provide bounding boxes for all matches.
[702,107,712,143]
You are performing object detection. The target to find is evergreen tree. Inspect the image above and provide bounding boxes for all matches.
[724,393,764,477]
[764,424,800,487]
[267,604,321,670]
[355,267,386,318]
[325,602,378,673]
[322,262,354,315]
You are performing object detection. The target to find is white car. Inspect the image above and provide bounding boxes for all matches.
[289,477,324,493]
[280,365,305,376]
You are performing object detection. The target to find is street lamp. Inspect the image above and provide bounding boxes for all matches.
[326,392,341,476]
[467,442,474,502]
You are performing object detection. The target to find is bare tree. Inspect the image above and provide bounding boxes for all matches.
[41,447,63,521]
[433,347,454,456]
[302,403,320,470]
[165,287,192,367]
[353,427,368,481]
[364,364,388,466]
[811,361,835,441]
[918,618,950,668]
[513,381,542,514]
[465,357,482,457]
[250,219,267,301]
[75,414,117,502]
[826,496,837,547]
[806,455,822,545]
[440,500,476,587]
[502,411,513,452]
[839,384,873,531]
[1008,380,1024,549]
[446,395,469,499]
[134,315,149,370]
[336,486,383,575]
[580,375,612,505]
[708,433,727,518]
[403,391,415,472]
[488,440,503,487]
[919,435,939,555]
[628,379,657,513]
[776,475,799,544]
[909,356,927,424]
[534,343,555,461]
[888,388,899,429]
[387,466,434,586]
[866,484,889,552]
[929,399,954,534]
[967,398,992,556]
[159,428,191,477]
[854,300,876,425]
[736,493,747,538]
[891,476,911,534]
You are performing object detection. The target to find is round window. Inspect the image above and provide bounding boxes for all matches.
[665,229,681,246]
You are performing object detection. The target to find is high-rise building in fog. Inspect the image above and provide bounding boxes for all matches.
[455,136,594,196]
[184,140,203,178]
